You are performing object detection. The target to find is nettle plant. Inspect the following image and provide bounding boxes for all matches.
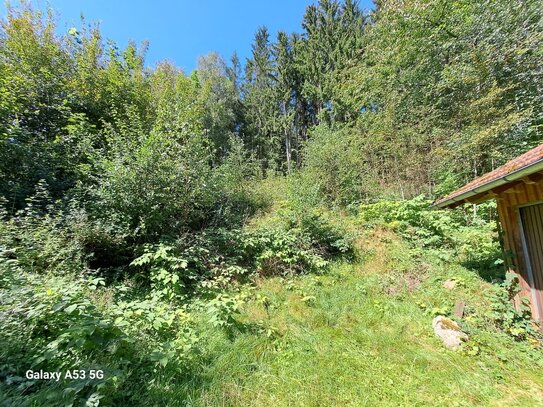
[108,297,200,369]
[130,237,248,300]
[202,292,250,328]
[359,196,457,248]
[131,221,347,300]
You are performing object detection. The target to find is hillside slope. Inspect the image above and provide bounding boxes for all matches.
[142,229,543,406]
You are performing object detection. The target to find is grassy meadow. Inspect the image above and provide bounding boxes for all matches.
[120,227,543,406]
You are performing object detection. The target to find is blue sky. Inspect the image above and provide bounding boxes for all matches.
[1,0,374,72]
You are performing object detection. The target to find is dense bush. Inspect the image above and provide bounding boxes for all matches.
[359,197,542,343]
[0,267,126,405]
[0,183,87,275]
[0,261,203,405]
[0,183,133,276]
[130,213,354,296]
[0,199,354,405]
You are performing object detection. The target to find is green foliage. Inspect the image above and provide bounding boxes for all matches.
[96,128,214,238]
[360,197,540,343]
[0,4,149,208]
[0,203,353,403]
[359,197,502,274]
[203,292,249,328]
[2,0,543,208]
[197,52,240,160]
[130,230,248,299]
[360,196,458,247]
[341,0,543,196]
[489,271,540,341]
[359,198,509,319]
[245,204,356,276]
[0,183,87,275]
[131,244,189,300]
[129,212,353,296]
[0,182,132,274]
[0,264,200,405]
[292,124,380,206]
[287,208,355,258]
[0,272,127,405]
[245,228,329,276]
[1,1,542,404]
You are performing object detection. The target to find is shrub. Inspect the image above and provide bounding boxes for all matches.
[0,183,87,275]
[359,197,503,279]
[289,210,355,257]
[489,271,541,341]
[94,129,220,239]
[65,207,132,271]
[291,124,380,207]
[359,196,457,247]
[243,206,355,276]
[131,243,192,300]
[202,292,249,328]
[0,182,136,276]
[95,126,261,241]
[130,221,348,298]
[0,272,128,405]
[0,264,200,405]
[243,228,329,276]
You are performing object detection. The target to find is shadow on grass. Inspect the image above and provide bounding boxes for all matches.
[460,251,507,283]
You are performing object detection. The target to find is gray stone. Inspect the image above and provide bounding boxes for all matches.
[432,316,468,350]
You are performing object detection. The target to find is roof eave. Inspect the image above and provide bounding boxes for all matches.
[434,159,543,209]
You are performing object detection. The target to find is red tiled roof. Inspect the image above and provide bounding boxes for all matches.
[435,144,543,207]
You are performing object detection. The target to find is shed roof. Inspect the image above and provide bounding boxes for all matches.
[435,144,543,208]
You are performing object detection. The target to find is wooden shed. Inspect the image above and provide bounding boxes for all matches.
[435,144,543,322]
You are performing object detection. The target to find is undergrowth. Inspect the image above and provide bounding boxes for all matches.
[1,194,542,406]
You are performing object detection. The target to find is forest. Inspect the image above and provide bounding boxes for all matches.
[1,0,543,405]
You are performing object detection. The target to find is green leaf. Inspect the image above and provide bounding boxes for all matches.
[64,304,78,314]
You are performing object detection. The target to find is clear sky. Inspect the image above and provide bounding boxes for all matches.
[1,0,375,72]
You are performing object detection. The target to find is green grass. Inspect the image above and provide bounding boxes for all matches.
[122,229,543,406]
[3,224,543,406]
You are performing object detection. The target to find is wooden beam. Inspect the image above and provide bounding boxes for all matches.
[488,180,523,196]
[521,177,537,185]
[480,195,503,203]
[485,191,505,201]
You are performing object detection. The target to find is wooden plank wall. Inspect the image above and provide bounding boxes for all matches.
[496,178,543,319]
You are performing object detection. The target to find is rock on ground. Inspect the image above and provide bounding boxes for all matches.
[432,316,468,350]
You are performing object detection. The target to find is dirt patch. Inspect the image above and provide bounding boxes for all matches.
[383,262,431,296]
